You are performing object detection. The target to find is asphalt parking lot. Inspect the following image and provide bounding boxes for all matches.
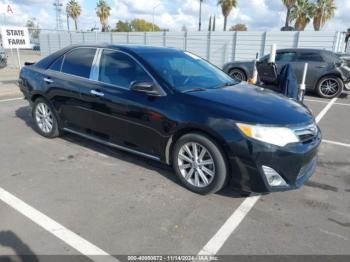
[0,77,349,261]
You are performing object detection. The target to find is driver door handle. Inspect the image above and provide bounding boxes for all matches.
[43,77,53,84]
[90,89,104,97]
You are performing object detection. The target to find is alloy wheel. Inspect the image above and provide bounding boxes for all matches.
[35,102,54,134]
[319,78,340,97]
[229,69,245,82]
[177,142,215,188]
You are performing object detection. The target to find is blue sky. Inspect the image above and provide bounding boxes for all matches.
[0,0,349,31]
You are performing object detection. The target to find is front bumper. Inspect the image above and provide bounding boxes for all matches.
[339,66,350,84]
[228,128,321,193]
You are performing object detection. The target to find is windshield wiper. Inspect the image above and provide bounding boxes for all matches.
[182,88,208,93]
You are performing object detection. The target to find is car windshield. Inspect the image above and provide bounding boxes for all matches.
[138,50,236,92]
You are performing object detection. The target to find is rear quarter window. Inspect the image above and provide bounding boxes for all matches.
[297,52,324,62]
[48,56,63,71]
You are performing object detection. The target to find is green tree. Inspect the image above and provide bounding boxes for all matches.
[290,0,313,31]
[281,0,297,30]
[217,0,237,31]
[96,0,111,32]
[115,20,130,32]
[312,0,336,31]
[130,19,161,32]
[66,0,81,31]
[25,17,40,40]
[229,23,247,31]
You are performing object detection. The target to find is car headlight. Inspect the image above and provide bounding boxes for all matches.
[237,123,299,147]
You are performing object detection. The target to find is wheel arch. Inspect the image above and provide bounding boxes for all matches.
[316,73,344,87]
[165,126,232,171]
[30,93,62,129]
[315,73,344,98]
[30,91,47,103]
[228,67,248,80]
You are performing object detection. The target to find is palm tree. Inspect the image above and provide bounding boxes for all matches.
[66,0,81,31]
[282,0,297,30]
[313,0,336,31]
[96,0,111,32]
[217,0,237,31]
[290,0,313,31]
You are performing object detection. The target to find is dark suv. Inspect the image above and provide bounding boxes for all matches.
[223,48,350,98]
[19,45,321,195]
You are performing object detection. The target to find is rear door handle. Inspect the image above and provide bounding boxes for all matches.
[90,89,104,97]
[43,77,53,84]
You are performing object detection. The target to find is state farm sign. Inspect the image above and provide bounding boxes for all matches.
[1,26,31,49]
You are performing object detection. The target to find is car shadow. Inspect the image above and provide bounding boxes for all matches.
[0,231,39,262]
[15,106,249,199]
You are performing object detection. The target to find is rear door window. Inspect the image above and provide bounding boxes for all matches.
[276,52,296,62]
[62,48,96,78]
[297,52,324,62]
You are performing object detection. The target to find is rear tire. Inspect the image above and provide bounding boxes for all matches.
[172,133,229,195]
[229,68,247,82]
[316,76,343,99]
[32,97,60,138]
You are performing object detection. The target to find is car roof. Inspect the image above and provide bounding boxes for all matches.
[277,48,332,53]
[34,44,180,69]
[68,44,179,54]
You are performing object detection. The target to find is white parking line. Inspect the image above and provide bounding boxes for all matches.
[197,196,260,256]
[323,139,350,148]
[315,98,337,123]
[0,187,120,262]
[305,98,350,107]
[196,97,338,258]
[304,98,328,104]
[0,97,24,103]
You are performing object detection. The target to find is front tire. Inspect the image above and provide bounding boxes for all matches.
[229,68,247,82]
[172,133,229,195]
[32,98,60,138]
[316,76,343,99]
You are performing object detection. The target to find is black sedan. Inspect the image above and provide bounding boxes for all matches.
[18,45,321,195]
[223,48,350,98]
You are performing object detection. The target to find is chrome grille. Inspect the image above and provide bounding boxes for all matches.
[293,123,318,143]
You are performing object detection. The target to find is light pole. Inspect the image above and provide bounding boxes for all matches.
[152,2,161,32]
[66,6,70,31]
[198,0,203,31]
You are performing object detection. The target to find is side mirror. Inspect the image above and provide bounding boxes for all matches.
[130,81,160,96]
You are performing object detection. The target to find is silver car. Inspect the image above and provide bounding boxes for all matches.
[223,48,350,98]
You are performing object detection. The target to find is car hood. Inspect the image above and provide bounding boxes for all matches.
[185,83,314,126]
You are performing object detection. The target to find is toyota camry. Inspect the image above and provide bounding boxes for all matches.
[18,45,321,195]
